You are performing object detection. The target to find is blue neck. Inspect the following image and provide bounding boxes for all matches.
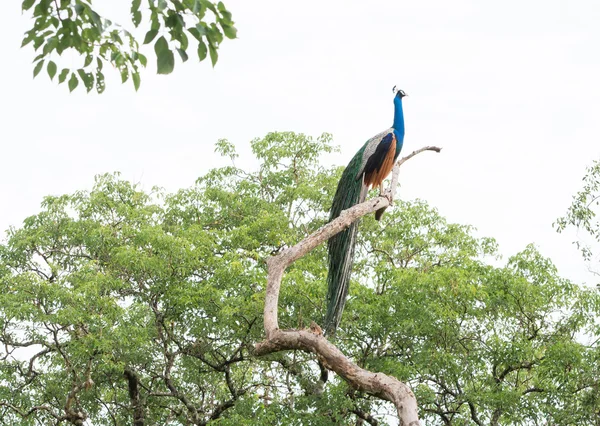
[392,96,405,140]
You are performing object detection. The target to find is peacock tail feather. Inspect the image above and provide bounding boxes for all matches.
[324,144,369,334]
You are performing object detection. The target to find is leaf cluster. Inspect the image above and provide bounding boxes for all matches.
[21,0,237,92]
[556,160,600,266]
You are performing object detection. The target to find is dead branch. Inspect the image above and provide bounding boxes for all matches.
[255,146,441,425]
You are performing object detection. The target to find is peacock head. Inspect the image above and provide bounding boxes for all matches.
[393,86,407,99]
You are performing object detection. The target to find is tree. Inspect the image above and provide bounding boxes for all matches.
[556,160,600,277]
[1,132,598,424]
[21,0,237,93]
[352,227,600,424]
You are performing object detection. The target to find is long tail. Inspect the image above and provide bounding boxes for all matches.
[324,151,368,334]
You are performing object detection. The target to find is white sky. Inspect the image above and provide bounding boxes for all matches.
[1,0,599,286]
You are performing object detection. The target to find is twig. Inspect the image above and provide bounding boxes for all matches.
[255,145,441,425]
[53,0,63,22]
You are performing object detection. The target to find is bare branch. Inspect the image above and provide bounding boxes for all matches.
[255,146,441,425]
[0,402,61,420]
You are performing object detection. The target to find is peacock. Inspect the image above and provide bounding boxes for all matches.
[324,86,407,334]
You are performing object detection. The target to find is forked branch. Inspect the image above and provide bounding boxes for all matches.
[255,146,442,425]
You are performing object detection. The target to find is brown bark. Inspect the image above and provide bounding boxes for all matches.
[255,146,442,425]
[124,368,145,426]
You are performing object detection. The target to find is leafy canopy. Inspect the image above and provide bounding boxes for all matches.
[21,0,237,93]
[1,133,598,425]
[556,160,600,274]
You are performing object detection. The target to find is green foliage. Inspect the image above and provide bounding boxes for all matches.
[21,0,237,93]
[344,232,600,424]
[556,160,600,263]
[1,132,598,424]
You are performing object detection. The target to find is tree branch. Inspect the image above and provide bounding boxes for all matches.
[467,401,485,426]
[255,146,441,425]
[0,402,61,420]
[352,407,379,425]
[124,368,145,426]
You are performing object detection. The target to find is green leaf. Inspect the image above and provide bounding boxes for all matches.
[197,39,207,61]
[195,0,206,18]
[33,36,44,50]
[81,28,97,42]
[188,28,200,42]
[47,61,57,80]
[68,73,79,92]
[56,34,71,54]
[131,0,142,25]
[220,9,233,24]
[90,10,102,29]
[21,33,34,47]
[208,43,218,67]
[132,11,142,27]
[77,69,94,92]
[110,31,123,45]
[84,54,93,68]
[192,0,201,14]
[165,14,180,29]
[58,68,69,84]
[150,11,160,30]
[222,24,237,39]
[218,3,233,24]
[132,72,141,91]
[42,37,58,55]
[204,1,217,13]
[155,36,175,74]
[195,23,207,36]
[208,24,223,45]
[96,71,105,93]
[179,31,189,50]
[138,53,147,67]
[143,29,159,44]
[33,60,44,78]
[176,48,189,63]
[22,0,36,10]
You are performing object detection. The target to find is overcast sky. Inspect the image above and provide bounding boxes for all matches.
[1,0,599,285]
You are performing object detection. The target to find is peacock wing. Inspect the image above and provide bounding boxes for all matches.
[356,128,395,180]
